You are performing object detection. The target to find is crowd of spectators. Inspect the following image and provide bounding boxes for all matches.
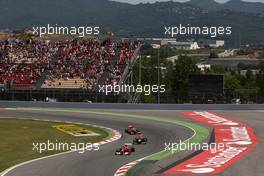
[0,40,58,88]
[0,39,139,90]
[105,41,138,85]
[43,39,116,89]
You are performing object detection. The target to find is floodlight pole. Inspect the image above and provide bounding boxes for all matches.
[158,48,160,104]
[139,55,142,85]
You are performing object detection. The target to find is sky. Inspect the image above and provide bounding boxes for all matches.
[113,0,264,4]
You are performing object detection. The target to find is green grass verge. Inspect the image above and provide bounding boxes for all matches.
[0,118,110,172]
[125,161,151,176]
[13,108,209,160]
[7,108,209,175]
[52,109,209,160]
[124,120,208,176]
[144,121,208,160]
[124,118,208,176]
[52,109,209,151]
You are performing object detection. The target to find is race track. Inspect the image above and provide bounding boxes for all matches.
[0,107,263,176]
[0,108,193,176]
[215,110,264,176]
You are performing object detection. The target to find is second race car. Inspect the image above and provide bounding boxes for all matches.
[133,135,148,145]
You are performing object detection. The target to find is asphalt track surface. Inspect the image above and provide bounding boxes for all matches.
[215,110,264,176]
[0,108,263,176]
[122,110,264,176]
[0,108,194,176]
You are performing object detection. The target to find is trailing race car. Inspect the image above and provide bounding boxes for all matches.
[115,143,135,155]
[133,136,148,145]
[125,125,142,135]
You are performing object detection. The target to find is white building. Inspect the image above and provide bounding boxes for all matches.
[166,55,179,64]
[211,40,225,48]
[218,49,237,58]
[199,40,225,48]
[160,38,177,46]
[167,41,200,50]
[197,64,211,72]
[151,44,161,49]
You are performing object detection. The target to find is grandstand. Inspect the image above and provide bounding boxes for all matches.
[0,39,139,91]
[0,40,58,89]
[41,77,87,89]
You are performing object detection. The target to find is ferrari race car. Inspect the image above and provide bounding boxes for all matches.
[115,143,135,155]
[133,136,148,145]
[125,125,142,135]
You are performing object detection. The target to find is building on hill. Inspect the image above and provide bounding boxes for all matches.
[218,49,237,58]
[198,57,258,69]
[198,40,225,48]
[166,41,200,50]
[151,44,161,49]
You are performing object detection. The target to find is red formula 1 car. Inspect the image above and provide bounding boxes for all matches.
[115,143,135,155]
[125,125,142,135]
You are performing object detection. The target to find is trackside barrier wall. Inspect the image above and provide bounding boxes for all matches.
[1,101,264,110]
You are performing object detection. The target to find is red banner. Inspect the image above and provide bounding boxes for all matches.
[164,112,259,175]
[182,111,242,127]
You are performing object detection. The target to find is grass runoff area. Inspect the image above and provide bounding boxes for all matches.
[0,118,110,172]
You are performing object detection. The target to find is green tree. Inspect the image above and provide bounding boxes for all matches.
[210,65,226,74]
[225,74,241,91]
[246,69,253,80]
[172,55,200,92]
[257,75,264,91]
